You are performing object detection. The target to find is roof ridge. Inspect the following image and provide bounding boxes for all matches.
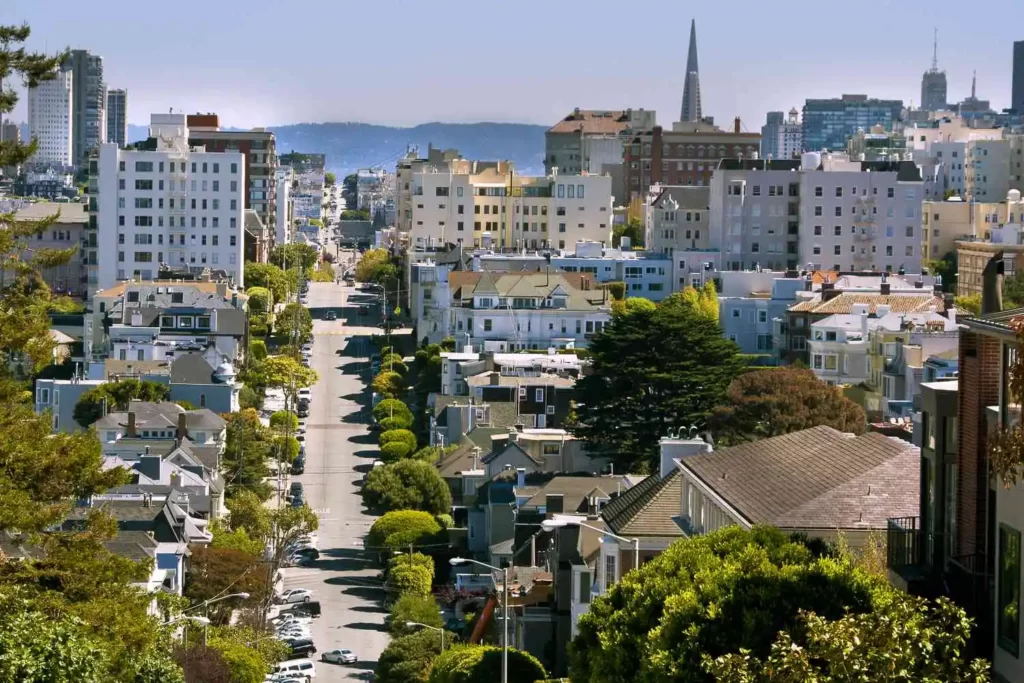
[602,471,672,532]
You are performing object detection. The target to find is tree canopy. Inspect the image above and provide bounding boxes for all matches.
[275,302,313,346]
[245,286,273,315]
[378,629,444,683]
[367,510,443,551]
[243,262,289,302]
[183,546,266,622]
[428,645,547,683]
[73,379,170,428]
[709,367,866,445]
[612,218,644,249]
[221,409,273,498]
[269,243,319,271]
[363,459,452,515]
[569,526,987,683]
[388,561,434,598]
[356,248,398,286]
[572,298,744,472]
[374,398,413,424]
[374,370,406,397]
[251,355,318,396]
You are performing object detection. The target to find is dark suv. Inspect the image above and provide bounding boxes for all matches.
[284,638,316,658]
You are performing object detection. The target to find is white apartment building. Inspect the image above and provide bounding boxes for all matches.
[27,64,74,167]
[275,167,293,245]
[905,116,1003,200]
[94,113,246,292]
[291,171,324,222]
[965,139,1011,202]
[760,109,802,162]
[409,161,613,251]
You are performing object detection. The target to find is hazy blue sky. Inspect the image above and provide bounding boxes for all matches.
[4,0,1023,130]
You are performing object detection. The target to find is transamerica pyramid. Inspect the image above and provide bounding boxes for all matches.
[679,19,702,122]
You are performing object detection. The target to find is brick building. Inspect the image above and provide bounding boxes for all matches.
[622,120,760,202]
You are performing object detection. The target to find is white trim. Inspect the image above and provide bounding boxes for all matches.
[675,462,751,529]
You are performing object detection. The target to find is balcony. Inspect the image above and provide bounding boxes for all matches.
[854,227,877,241]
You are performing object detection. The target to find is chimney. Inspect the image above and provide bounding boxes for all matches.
[942,292,956,318]
[734,117,741,133]
[176,413,188,440]
[516,467,526,488]
[209,308,218,332]
[142,492,152,508]
[131,310,143,327]
[545,493,564,518]
[127,411,137,437]
[981,252,1005,315]
[880,282,891,295]
[860,307,869,340]
[659,432,714,478]
[216,282,227,298]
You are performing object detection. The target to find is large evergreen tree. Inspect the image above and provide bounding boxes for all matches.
[572,300,744,473]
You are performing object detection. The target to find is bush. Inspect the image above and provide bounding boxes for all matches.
[378,630,443,683]
[428,645,547,683]
[269,410,298,432]
[380,428,417,452]
[363,460,452,515]
[435,513,454,530]
[380,441,413,463]
[374,399,413,423]
[373,370,406,397]
[238,386,263,411]
[368,510,443,550]
[389,562,433,598]
[246,286,273,314]
[389,593,443,636]
[277,435,300,463]
[380,414,413,431]
[249,339,268,361]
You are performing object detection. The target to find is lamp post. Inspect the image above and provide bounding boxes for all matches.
[541,518,640,579]
[185,592,250,646]
[451,557,507,683]
[162,615,211,648]
[406,621,445,651]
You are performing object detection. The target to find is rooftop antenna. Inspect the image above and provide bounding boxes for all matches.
[971,70,977,100]
[931,28,938,71]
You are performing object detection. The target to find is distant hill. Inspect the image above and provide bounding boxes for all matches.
[129,121,547,175]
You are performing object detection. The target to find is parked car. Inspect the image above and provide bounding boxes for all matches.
[289,482,304,498]
[291,456,305,475]
[285,639,317,658]
[285,601,322,618]
[324,311,337,321]
[321,649,357,664]
[297,388,312,401]
[271,658,316,679]
[289,497,307,509]
[276,588,314,604]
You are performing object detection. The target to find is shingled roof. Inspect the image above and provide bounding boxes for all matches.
[678,426,919,531]
[789,292,945,315]
[601,470,684,538]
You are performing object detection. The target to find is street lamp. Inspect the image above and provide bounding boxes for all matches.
[186,592,251,645]
[162,615,211,648]
[541,518,640,577]
[406,621,446,650]
[451,557,507,683]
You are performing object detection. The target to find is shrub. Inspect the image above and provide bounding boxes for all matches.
[378,630,443,683]
[389,562,433,598]
[269,410,298,432]
[238,386,263,411]
[380,429,417,452]
[428,645,547,683]
[380,414,413,432]
[249,339,268,361]
[368,510,443,550]
[380,441,413,463]
[388,593,443,636]
[373,370,406,397]
[363,460,452,514]
[374,399,413,423]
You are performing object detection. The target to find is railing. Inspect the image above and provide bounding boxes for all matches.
[886,516,922,569]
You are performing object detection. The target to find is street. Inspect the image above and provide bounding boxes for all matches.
[277,278,390,681]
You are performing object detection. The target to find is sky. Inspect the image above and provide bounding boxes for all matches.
[4,0,1023,131]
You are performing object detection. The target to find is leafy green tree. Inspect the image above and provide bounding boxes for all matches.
[610,296,656,317]
[380,428,418,451]
[73,379,171,428]
[378,630,444,683]
[310,261,336,282]
[356,248,396,284]
[611,217,644,249]
[206,625,285,683]
[1004,271,1024,309]
[172,642,233,683]
[380,414,414,431]
[367,510,443,551]
[381,441,414,462]
[238,385,263,411]
[275,302,313,346]
[269,243,319,271]
[573,299,744,472]
[955,293,982,316]
[374,370,406,397]
[342,209,371,221]
[248,339,268,362]
[664,282,719,323]
[255,355,318,396]
[363,459,453,514]
[704,594,989,682]
[709,367,866,445]
[269,410,298,433]
[209,519,264,556]
[221,409,272,498]
[374,398,413,423]
[243,262,289,302]
[246,286,273,315]
[324,172,336,186]
[569,526,986,683]
[927,251,958,293]
[389,562,433,598]
[429,645,547,683]
[183,546,266,622]
[389,593,444,636]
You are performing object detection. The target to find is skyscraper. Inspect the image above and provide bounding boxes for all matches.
[106,89,127,147]
[27,62,74,167]
[761,109,802,160]
[1013,40,1024,114]
[69,49,105,167]
[920,29,947,112]
[679,19,702,123]
[801,94,903,153]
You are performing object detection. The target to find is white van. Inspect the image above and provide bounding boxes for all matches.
[273,658,316,678]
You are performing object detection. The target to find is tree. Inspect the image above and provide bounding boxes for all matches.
[324,172,337,186]
[356,248,396,284]
[573,299,744,472]
[606,281,626,301]
[378,630,444,683]
[172,642,233,683]
[205,625,286,683]
[374,370,406,397]
[221,409,272,498]
[310,261,335,282]
[380,428,418,451]
[389,593,444,636]
[709,367,866,445]
[269,243,319,271]
[256,355,318,395]
[269,410,298,433]
[248,339,268,362]
[367,510,443,551]
[73,379,171,428]
[363,459,453,514]
[183,546,266,622]
[246,286,272,315]
[612,218,644,249]
[381,441,414,462]
[1004,271,1024,309]
[928,251,958,293]
[955,293,982,316]
[704,595,989,683]
[389,562,433,598]
[374,399,413,424]
[380,415,414,431]
[209,519,264,557]
[429,645,547,683]
[568,526,986,683]
[275,302,313,346]
[664,282,719,323]
[610,296,656,317]
[243,262,289,302]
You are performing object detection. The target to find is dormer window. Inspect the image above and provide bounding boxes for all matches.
[825,331,837,342]
[171,293,184,304]
[552,297,567,308]
[161,316,174,327]
[127,291,139,303]
[196,316,211,329]
[179,317,193,328]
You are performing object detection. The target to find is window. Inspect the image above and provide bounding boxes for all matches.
[578,571,592,604]
[887,187,895,198]
[758,310,767,323]
[483,319,492,332]
[814,186,822,197]
[229,236,237,246]
[135,179,153,190]
[230,162,238,173]
[577,184,584,198]
[999,524,1021,655]
[134,161,153,172]
[604,553,617,590]
[814,206,823,216]
[835,187,842,197]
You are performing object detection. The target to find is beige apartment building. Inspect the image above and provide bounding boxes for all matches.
[409,160,613,251]
[396,145,464,233]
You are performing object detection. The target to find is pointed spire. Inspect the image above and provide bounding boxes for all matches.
[680,19,703,122]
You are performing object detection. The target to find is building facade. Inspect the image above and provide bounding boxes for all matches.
[1014,40,1024,114]
[27,63,74,167]
[760,109,802,161]
[93,113,246,292]
[801,95,903,153]
[106,89,127,148]
[69,50,106,168]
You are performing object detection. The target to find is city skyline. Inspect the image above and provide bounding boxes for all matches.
[2,0,1023,132]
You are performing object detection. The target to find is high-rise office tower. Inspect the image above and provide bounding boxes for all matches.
[69,49,105,167]
[679,19,702,122]
[920,30,947,112]
[106,89,127,147]
[1013,40,1024,114]
[801,95,903,153]
[761,109,802,160]
[27,62,74,167]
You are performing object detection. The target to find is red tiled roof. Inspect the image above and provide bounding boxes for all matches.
[548,110,631,135]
